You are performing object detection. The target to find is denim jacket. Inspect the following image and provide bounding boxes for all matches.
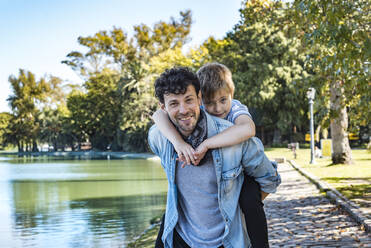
[148,110,281,248]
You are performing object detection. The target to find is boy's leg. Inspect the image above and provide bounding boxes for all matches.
[173,229,191,248]
[155,214,165,248]
[239,175,269,248]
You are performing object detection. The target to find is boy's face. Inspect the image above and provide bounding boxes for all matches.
[161,84,202,137]
[203,88,232,119]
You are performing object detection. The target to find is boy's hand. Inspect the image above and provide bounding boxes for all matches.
[174,141,196,167]
[194,141,209,165]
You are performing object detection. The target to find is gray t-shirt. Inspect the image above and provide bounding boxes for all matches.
[175,155,225,247]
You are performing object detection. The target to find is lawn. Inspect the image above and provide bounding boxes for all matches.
[265,147,371,209]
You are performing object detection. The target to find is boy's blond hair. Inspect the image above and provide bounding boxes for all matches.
[196,62,235,102]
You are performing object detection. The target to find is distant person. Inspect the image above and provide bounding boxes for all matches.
[153,62,273,247]
[148,66,281,247]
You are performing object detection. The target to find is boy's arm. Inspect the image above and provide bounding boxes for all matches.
[152,109,196,165]
[194,115,255,165]
[241,137,281,195]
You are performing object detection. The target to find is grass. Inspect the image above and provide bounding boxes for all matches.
[265,147,371,208]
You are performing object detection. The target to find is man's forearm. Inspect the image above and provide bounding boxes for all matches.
[261,191,269,201]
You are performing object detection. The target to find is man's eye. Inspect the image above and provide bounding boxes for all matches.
[170,103,178,107]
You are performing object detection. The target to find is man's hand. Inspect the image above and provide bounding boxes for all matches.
[174,141,196,167]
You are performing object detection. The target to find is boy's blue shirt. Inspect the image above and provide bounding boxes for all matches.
[201,99,252,123]
[148,110,281,248]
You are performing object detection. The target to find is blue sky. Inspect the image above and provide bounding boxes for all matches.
[0,0,243,112]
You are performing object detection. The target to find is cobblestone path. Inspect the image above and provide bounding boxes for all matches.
[265,163,371,247]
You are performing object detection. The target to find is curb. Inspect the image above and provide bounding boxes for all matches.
[287,160,370,233]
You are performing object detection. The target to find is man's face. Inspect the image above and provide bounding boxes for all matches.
[161,84,202,137]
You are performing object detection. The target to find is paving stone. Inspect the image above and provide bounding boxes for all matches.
[265,163,371,247]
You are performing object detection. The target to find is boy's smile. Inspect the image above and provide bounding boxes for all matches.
[203,88,232,119]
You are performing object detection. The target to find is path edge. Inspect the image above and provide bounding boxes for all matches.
[287,160,370,233]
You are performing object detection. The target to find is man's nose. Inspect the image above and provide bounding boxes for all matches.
[179,103,187,114]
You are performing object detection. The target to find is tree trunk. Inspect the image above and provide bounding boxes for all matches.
[32,140,38,152]
[17,141,23,152]
[330,80,352,164]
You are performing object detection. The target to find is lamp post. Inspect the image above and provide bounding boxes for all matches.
[307,88,316,164]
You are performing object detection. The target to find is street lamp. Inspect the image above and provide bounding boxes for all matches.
[306,87,316,164]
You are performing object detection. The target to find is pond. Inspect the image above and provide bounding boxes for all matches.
[0,156,167,247]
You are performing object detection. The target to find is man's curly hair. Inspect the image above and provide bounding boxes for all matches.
[154,67,200,104]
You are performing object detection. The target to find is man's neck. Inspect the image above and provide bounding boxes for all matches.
[183,110,207,149]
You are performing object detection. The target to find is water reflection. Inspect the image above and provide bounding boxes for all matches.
[0,158,167,247]
[12,193,166,247]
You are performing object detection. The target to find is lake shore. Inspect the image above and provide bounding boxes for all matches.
[0,151,159,160]
[127,216,162,248]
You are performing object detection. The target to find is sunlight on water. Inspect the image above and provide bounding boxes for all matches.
[0,157,167,247]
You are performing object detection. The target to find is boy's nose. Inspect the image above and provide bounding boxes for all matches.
[215,104,221,113]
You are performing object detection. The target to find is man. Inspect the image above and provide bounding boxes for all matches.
[148,67,281,248]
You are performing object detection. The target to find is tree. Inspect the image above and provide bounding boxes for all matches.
[66,90,90,149]
[62,10,192,78]
[203,0,310,144]
[7,69,49,152]
[293,0,370,164]
[0,112,12,150]
[63,11,194,151]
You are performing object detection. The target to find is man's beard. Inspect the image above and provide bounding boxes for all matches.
[172,111,198,137]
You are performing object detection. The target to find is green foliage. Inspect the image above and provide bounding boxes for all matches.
[38,105,76,151]
[63,11,194,151]
[294,0,371,127]
[203,0,310,142]
[6,69,51,151]
[0,112,12,150]
[6,3,367,153]
[293,0,370,163]
[62,10,192,78]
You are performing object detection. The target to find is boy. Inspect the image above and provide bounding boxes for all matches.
[153,63,270,247]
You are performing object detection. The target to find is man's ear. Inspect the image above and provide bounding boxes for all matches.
[159,102,166,112]
[197,91,202,106]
